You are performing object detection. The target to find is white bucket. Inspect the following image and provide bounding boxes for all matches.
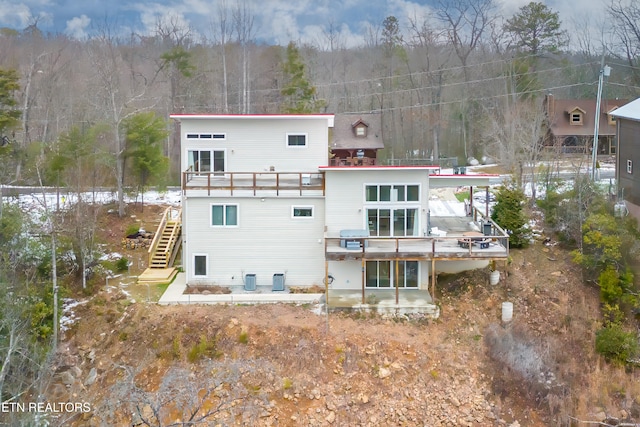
[489,270,500,285]
[501,302,513,322]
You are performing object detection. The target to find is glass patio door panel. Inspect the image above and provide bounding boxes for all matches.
[379,209,391,236]
[188,150,211,172]
[213,150,225,176]
[393,209,406,236]
[366,261,391,288]
[367,210,378,236]
[379,261,391,287]
[400,261,418,288]
[366,261,377,287]
[406,209,418,236]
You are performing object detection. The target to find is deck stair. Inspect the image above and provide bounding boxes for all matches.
[138,207,181,286]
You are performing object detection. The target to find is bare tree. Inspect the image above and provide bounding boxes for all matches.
[482,97,546,198]
[233,0,257,114]
[100,360,270,426]
[608,0,640,86]
[210,0,234,113]
[87,23,155,217]
[154,16,194,176]
[435,0,496,80]
[408,13,452,162]
[435,0,496,159]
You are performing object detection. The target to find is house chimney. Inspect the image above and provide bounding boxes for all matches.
[546,93,555,120]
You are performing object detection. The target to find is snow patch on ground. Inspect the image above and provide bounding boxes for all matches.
[60,298,89,332]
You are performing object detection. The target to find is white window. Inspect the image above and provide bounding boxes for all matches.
[356,126,366,136]
[365,184,420,202]
[193,254,208,277]
[211,204,238,227]
[188,150,225,174]
[186,133,226,140]
[287,133,307,147]
[292,206,314,218]
[570,112,583,125]
[627,160,633,174]
[365,261,418,288]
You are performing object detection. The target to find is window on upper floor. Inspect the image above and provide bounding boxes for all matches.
[365,184,420,202]
[355,125,366,137]
[211,204,238,227]
[367,208,419,237]
[608,107,618,126]
[287,133,307,147]
[186,133,226,140]
[570,111,583,125]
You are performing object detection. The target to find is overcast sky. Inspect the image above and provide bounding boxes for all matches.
[0,0,609,48]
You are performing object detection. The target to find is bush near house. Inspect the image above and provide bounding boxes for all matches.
[491,183,530,248]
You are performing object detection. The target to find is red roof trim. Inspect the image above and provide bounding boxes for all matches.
[170,113,335,118]
[319,165,439,170]
[432,173,500,177]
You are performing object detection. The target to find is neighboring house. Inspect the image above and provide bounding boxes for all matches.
[544,94,626,155]
[170,113,509,306]
[611,98,640,219]
[329,113,384,166]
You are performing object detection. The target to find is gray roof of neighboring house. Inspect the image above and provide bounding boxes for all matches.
[331,113,384,150]
[610,98,640,121]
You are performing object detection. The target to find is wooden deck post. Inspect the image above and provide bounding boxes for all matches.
[361,258,365,304]
[325,260,329,333]
[395,258,399,305]
[431,258,436,303]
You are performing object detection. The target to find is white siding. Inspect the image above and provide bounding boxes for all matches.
[179,117,330,173]
[184,196,326,287]
[324,169,431,237]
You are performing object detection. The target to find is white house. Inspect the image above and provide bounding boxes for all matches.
[170,113,509,302]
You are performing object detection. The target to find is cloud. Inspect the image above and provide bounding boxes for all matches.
[0,2,34,28]
[64,14,90,39]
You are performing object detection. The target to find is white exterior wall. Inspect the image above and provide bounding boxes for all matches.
[323,169,431,237]
[183,196,326,287]
[327,260,432,291]
[177,116,331,173]
[324,168,432,290]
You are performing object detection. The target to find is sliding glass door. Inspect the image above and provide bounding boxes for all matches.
[365,261,418,288]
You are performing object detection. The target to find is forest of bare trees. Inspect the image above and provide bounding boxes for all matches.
[0,0,639,192]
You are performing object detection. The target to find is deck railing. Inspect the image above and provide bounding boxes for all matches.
[324,233,509,260]
[182,171,325,196]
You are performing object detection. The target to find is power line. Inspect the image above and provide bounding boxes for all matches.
[178,60,601,109]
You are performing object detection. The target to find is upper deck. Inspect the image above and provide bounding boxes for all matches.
[182,170,325,197]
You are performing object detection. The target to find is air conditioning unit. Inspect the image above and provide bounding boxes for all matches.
[301,174,311,185]
[272,273,285,291]
[244,274,256,291]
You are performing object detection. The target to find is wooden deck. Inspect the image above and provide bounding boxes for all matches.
[325,234,508,261]
[182,171,325,197]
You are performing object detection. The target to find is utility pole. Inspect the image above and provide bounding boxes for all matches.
[591,59,611,180]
